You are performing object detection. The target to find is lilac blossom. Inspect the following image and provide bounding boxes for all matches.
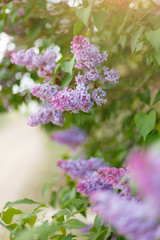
[31,83,59,104]
[11,47,57,80]
[98,167,129,189]
[91,191,160,240]
[27,104,64,127]
[91,88,107,106]
[76,172,112,196]
[51,126,87,148]
[11,49,44,71]
[129,149,160,210]
[52,84,93,113]
[71,35,108,70]
[57,157,107,179]
[101,67,120,84]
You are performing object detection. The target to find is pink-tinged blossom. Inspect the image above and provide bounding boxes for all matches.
[57,157,107,179]
[11,48,57,80]
[31,83,59,104]
[91,88,107,106]
[17,8,25,16]
[27,104,64,127]
[84,68,100,82]
[71,35,108,70]
[76,172,112,196]
[52,84,93,113]
[91,191,160,240]
[11,49,44,71]
[101,67,120,84]
[152,0,160,5]
[129,149,160,210]
[51,126,87,148]
[98,167,129,189]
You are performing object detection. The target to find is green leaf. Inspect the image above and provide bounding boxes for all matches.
[73,19,84,38]
[61,57,75,75]
[134,110,156,140]
[94,215,102,230]
[4,198,45,209]
[2,208,22,224]
[125,119,135,142]
[76,5,91,27]
[138,88,150,105]
[62,73,74,89]
[53,63,61,84]
[153,90,160,105]
[130,26,145,54]
[92,10,108,31]
[0,220,13,233]
[70,198,86,209]
[28,25,41,41]
[63,234,76,240]
[64,219,87,229]
[146,28,160,52]
[49,191,57,208]
[136,42,143,52]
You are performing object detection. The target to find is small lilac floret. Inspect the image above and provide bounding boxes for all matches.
[101,67,120,84]
[27,104,64,127]
[31,83,59,104]
[91,88,107,106]
[76,172,112,196]
[52,84,93,113]
[71,35,108,70]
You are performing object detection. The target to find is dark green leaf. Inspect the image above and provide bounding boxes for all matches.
[153,90,160,105]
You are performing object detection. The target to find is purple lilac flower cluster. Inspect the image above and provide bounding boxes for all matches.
[11,47,56,81]
[57,156,130,197]
[77,167,131,197]
[27,104,64,127]
[31,83,59,104]
[51,126,87,148]
[76,172,112,195]
[28,83,63,127]
[51,36,119,113]
[57,157,106,179]
[11,36,119,126]
[52,84,94,113]
[98,167,129,189]
[91,149,160,240]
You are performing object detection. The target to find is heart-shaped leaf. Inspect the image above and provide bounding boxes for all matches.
[92,10,108,31]
[76,5,91,27]
[134,110,156,140]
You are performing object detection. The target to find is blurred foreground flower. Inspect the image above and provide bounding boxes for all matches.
[91,147,160,240]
